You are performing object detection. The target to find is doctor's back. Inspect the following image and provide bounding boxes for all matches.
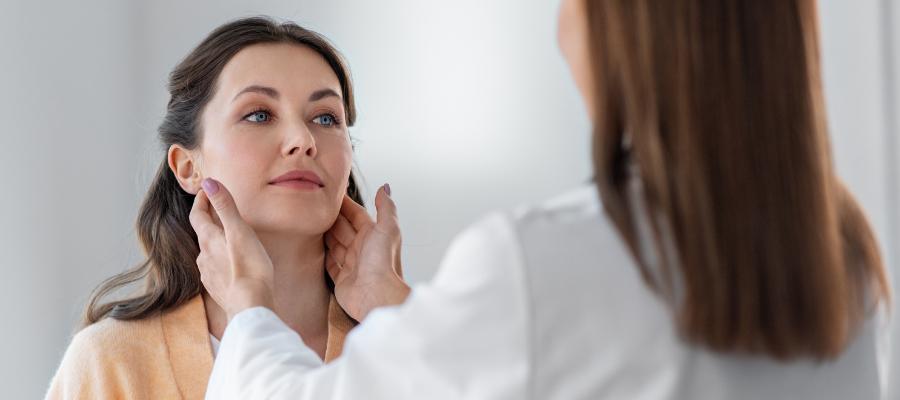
[410,0,893,398]
[452,183,889,399]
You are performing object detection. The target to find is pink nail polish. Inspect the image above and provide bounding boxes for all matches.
[202,178,219,195]
[384,183,391,196]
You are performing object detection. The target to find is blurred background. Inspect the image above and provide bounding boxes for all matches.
[0,0,897,398]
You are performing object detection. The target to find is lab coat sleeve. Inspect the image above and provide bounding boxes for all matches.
[205,212,532,400]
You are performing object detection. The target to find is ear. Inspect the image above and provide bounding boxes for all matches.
[168,144,202,194]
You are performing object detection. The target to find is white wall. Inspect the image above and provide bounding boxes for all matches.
[0,1,895,398]
[819,1,899,397]
[884,0,900,397]
[821,1,890,264]
[0,1,142,398]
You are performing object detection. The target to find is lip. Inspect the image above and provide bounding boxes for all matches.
[268,170,324,189]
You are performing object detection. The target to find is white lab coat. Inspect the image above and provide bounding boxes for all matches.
[206,185,891,399]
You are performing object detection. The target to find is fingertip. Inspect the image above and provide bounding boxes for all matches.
[202,178,239,223]
[375,184,397,210]
[378,184,394,203]
[201,178,220,196]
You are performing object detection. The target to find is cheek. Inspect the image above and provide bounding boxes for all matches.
[317,137,354,208]
[318,136,353,186]
[199,132,274,205]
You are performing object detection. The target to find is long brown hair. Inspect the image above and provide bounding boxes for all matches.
[586,0,890,359]
[83,16,364,326]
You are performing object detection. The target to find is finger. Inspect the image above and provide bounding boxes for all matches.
[196,253,215,285]
[330,214,356,247]
[324,232,343,255]
[374,184,399,231]
[196,252,210,273]
[201,178,249,236]
[327,238,348,266]
[339,194,373,230]
[325,231,349,267]
[189,190,223,242]
[325,253,343,283]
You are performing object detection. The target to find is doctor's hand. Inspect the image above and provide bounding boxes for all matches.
[190,178,275,321]
[326,184,410,321]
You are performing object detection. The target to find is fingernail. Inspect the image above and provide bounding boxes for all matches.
[384,183,391,197]
[201,178,219,195]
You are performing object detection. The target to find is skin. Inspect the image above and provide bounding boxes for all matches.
[171,43,356,359]
[195,0,592,332]
[558,0,594,119]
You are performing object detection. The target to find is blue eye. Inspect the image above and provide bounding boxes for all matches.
[313,113,338,127]
[243,110,271,123]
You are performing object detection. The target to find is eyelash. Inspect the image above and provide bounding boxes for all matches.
[242,108,273,124]
[240,108,342,128]
[312,112,342,128]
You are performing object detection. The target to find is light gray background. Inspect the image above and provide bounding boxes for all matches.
[0,1,897,398]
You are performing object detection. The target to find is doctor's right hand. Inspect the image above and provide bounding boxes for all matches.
[190,178,276,321]
[325,184,410,321]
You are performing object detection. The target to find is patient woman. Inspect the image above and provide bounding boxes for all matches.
[45,16,362,399]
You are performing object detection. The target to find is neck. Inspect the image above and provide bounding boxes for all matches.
[205,232,331,352]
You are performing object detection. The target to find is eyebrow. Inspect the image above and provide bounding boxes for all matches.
[309,88,342,102]
[232,85,279,102]
[231,86,342,103]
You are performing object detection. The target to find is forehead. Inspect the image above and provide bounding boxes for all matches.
[216,42,342,99]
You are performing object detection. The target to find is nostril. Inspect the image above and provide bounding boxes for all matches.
[285,144,315,157]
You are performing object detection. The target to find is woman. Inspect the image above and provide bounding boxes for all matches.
[46,17,366,399]
[200,0,892,399]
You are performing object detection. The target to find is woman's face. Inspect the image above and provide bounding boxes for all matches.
[558,0,594,120]
[194,43,352,237]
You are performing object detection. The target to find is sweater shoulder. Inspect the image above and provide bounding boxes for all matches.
[45,315,172,399]
[73,314,166,357]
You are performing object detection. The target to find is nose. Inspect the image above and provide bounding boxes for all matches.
[283,121,317,158]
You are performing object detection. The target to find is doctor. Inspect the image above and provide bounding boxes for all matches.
[196,0,892,398]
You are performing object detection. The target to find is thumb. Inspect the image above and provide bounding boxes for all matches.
[374,183,399,232]
[201,178,247,235]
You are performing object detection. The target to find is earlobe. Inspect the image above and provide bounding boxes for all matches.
[168,144,201,194]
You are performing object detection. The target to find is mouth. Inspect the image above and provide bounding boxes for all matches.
[268,170,324,190]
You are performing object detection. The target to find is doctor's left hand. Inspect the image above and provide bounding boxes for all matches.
[190,177,276,321]
[325,185,410,321]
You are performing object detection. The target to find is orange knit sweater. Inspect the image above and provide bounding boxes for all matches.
[45,294,354,399]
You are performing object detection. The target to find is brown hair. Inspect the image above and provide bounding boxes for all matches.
[586,0,890,359]
[83,16,364,326]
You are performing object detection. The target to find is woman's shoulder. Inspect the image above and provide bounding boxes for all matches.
[71,313,166,356]
[58,314,168,373]
[46,295,212,399]
[46,295,215,399]
[63,294,208,359]
[45,313,171,399]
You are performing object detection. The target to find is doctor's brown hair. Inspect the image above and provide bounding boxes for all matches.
[82,17,363,326]
[587,0,889,359]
